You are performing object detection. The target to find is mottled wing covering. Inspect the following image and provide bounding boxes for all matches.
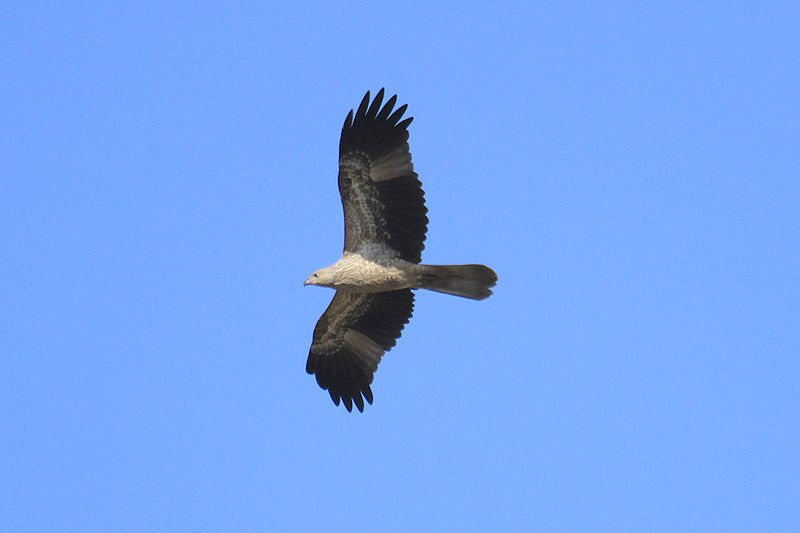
[339,89,429,263]
[306,289,414,412]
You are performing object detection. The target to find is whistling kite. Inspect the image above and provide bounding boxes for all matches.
[305,90,497,411]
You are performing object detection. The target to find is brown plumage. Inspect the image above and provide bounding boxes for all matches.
[305,90,497,412]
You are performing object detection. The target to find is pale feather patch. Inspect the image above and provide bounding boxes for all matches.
[369,143,414,181]
[352,243,399,260]
[343,330,383,370]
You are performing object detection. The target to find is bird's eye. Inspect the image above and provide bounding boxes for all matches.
[313,273,318,277]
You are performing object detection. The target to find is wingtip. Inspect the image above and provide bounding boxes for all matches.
[387,103,409,126]
[396,116,414,130]
[366,88,384,119]
[353,394,365,412]
[377,93,398,121]
[363,386,374,405]
[343,109,354,130]
[342,396,354,412]
[324,388,372,413]
[354,91,371,123]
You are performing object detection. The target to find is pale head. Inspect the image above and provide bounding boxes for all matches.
[304,266,336,288]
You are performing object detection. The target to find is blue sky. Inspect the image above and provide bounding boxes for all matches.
[2,2,798,531]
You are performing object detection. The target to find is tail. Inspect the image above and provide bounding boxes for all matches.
[417,264,498,300]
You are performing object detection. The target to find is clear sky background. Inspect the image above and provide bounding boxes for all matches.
[2,2,798,531]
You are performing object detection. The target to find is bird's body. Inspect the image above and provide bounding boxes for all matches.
[305,90,497,412]
[308,251,495,297]
[321,252,417,292]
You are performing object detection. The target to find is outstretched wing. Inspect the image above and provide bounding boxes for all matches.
[339,89,428,263]
[307,289,414,412]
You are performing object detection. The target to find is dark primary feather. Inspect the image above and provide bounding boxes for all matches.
[338,89,429,263]
[306,290,414,412]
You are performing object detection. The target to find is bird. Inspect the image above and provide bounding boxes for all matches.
[304,89,497,412]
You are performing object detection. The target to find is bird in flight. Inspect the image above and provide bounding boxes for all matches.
[305,89,497,412]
